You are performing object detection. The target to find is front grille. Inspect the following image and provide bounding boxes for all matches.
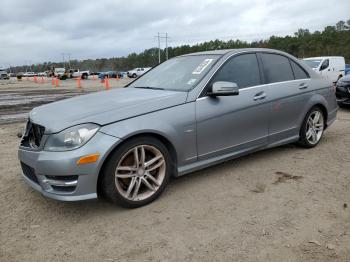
[20,120,45,149]
[20,162,39,184]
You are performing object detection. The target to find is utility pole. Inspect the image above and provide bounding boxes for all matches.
[28,60,32,71]
[157,32,161,64]
[67,53,71,69]
[165,32,168,60]
[154,32,170,63]
[61,53,65,68]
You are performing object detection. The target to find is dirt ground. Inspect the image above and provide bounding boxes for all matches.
[0,80,350,261]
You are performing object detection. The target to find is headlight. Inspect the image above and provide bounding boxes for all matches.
[44,123,100,151]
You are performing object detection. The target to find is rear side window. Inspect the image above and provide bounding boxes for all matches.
[211,53,261,89]
[261,53,294,83]
[290,60,309,79]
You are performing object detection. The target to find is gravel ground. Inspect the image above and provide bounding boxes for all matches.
[0,81,349,261]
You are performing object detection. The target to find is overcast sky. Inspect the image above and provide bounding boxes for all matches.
[0,0,349,66]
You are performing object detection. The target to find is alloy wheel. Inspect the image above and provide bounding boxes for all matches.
[306,110,324,145]
[114,145,166,201]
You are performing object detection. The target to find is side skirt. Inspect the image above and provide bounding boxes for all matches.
[176,136,299,177]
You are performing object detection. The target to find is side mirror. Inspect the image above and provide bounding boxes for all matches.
[208,81,239,96]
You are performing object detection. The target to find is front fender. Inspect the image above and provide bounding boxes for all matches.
[99,102,197,167]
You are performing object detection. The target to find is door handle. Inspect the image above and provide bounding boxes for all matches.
[253,92,266,101]
[299,83,308,90]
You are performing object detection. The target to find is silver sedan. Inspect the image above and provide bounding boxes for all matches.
[18,48,338,207]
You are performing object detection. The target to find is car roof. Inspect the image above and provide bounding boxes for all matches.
[180,48,293,57]
[303,56,344,60]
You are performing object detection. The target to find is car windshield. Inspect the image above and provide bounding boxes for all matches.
[128,55,220,92]
[303,59,322,69]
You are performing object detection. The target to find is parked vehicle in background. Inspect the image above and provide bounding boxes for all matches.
[335,74,350,107]
[303,56,345,82]
[18,48,337,208]
[98,71,123,79]
[54,68,66,78]
[70,69,89,79]
[23,72,37,77]
[38,72,47,77]
[345,64,350,75]
[0,70,10,80]
[127,67,151,78]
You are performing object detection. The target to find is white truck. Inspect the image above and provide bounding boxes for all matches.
[303,56,345,82]
[70,69,90,79]
[54,68,66,78]
[127,67,151,78]
[0,70,9,80]
[23,72,36,77]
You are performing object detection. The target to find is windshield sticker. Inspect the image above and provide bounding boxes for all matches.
[187,78,197,85]
[192,59,213,75]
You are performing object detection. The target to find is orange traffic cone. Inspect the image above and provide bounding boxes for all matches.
[40,76,44,83]
[55,78,59,87]
[104,77,110,90]
[77,77,81,88]
[51,77,55,86]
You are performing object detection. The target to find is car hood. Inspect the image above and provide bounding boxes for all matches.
[29,88,187,134]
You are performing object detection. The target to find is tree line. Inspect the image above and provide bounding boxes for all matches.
[9,19,350,74]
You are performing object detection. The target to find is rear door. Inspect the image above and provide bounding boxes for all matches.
[196,53,270,160]
[258,52,311,145]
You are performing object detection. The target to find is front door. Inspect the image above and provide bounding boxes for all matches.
[196,53,270,160]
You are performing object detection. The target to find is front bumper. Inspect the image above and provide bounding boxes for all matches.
[18,131,120,201]
[336,85,350,105]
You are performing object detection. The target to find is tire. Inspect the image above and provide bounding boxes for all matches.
[81,74,87,80]
[132,73,137,78]
[100,136,172,208]
[298,106,325,148]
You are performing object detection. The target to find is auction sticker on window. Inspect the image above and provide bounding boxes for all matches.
[192,59,213,74]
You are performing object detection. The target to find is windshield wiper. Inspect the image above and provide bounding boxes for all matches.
[133,86,164,90]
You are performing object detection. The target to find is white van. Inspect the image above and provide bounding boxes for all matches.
[303,56,345,82]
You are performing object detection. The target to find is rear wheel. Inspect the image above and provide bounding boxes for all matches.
[100,137,171,208]
[298,106,325,148]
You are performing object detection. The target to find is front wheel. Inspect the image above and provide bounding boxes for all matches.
[298,106,325,148]
[100,137,171,208]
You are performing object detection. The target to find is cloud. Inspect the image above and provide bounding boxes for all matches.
[0,0,349,66]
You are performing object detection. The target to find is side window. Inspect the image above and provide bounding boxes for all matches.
[261,53,294,83]
[211,53,261,89]
[290,60,309,79]
[320,59,329,70]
